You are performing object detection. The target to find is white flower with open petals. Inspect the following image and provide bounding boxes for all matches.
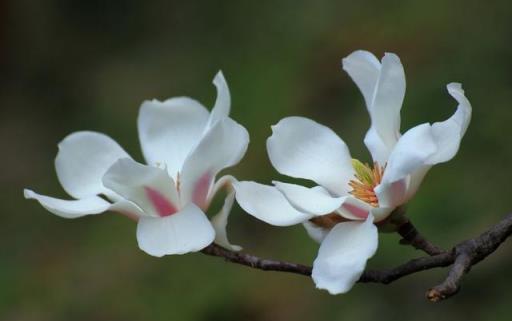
[234,50,471,294]
[25,71,249,257]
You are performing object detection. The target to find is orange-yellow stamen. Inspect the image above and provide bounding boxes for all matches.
[348,159,385,207]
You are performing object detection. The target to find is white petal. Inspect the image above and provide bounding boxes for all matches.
[108,199,145,220]
[377,84,472,207]
[211,175,242,251]
[343,51,405,163]
[312,215,378,294]
[370,206,394,223]
[206,71,231,129]
[24,189,110,218]
[363,127,391,166]
[335,196,374,220]
[136,203,215,257]
[102,158,180,217]
[303,221,329,243]
[368,53,405,148]
[381,123,437,185]
[426,83,472,165]
[137,97,209,179]
[273,182,345,215]
[267,117,354,195]
[233,181,313,226]
[180,118,249,208]
[341,50,381,108]
[55,131,130,199]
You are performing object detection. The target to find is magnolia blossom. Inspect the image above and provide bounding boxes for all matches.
[25,72,249,257]
[234,50,472,294]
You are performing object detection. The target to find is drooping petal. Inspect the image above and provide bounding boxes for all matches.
[136,203,215,257]
[24,189,111,218]
[137,97,209,179]
[267,117,354,196]
[233,181,314,226]
[102,158,180,217]
[312,215,378,295]
[377,84,472,207]
[343,51,406,163]
[209,175,242,251]
[206,71,231,129]
[55,131,130,199]
[404,83,472,201]
[375,123,437,208]
[426,83,472,165]
[273,182,345,215]
[180,118,249,207]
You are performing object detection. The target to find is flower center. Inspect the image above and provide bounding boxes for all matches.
[348,159,384,207]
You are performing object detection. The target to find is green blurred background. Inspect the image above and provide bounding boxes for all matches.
[3,0,512,320]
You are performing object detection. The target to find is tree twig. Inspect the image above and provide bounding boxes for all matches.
[397,220,445,256]
[202,214,512,302]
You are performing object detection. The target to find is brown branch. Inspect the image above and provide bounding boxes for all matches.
[397,220,445,256]
[201,243,312,276]
[426,213,512,301]
[202,213,512,302]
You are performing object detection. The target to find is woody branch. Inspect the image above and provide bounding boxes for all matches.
[201,213,512,302]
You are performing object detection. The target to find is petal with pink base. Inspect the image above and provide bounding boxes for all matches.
[103,158,180,217]
[191,171,212,210]
[144,186,178,217]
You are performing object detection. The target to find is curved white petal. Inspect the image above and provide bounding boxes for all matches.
[55,131,130,199]
[312,215,378,294]
[136,203,215,257]
[209,175,242,251]
[233,181,313,226]
[24,189,110,218]
[206,71,231,129]
[138,97,209,179]
[341,50,381,108]
[273,182,345,215]
[343,51,405,163]
[303,221,329,243]
[377,84,471,207]
[426,83,472,165]
[180,118,249,208]
[363,127,391,166]
[102,158,180,217]
[369,53,405,148]
[375,123,437,208]
[267,117,354,196]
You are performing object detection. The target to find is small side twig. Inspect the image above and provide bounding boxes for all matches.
[397,220,445,256]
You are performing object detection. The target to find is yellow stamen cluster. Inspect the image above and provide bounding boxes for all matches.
[348,159,384,207]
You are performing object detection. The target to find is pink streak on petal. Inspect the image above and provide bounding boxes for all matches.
[342,203,369,219]
[192,172,212,210]
[144,186,178,217]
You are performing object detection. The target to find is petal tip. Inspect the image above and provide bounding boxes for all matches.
[23,188,35,199]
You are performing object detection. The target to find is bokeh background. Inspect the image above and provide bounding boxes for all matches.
[3,1,512,320]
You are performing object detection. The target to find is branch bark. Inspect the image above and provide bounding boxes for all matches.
[202,213,512,302]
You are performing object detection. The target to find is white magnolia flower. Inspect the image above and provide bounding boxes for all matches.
[234,50,472,294]
[25,71,249,257]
